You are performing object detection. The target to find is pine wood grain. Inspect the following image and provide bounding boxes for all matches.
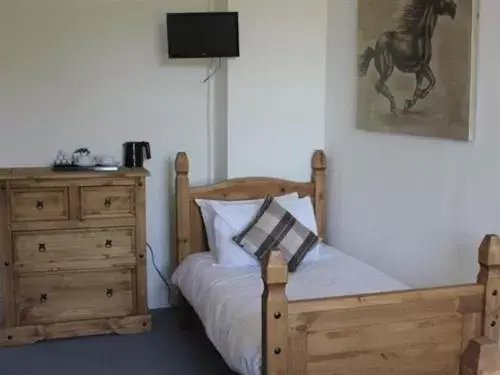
[174,153,191,265]
[288,284,483,315]
[172,149,500,374]
[311,150,326,241]
[134,176,148,315]
[262,251,288,375]
[14,256,137,274]
[17,269,134,325]
[286,287,480,375]
[13,227,135,266]
[10,217,136,232]
[0,182,15,327]
[173,150,326,267]
[10,187,69,222]
[0,314,150,347]
[80,185,135,219]
[461,312,482,353]
[262,236,500,375]
[0,168,150,345]
[478,234,500,342]
[0,167,149,181]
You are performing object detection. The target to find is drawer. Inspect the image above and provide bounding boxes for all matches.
[17,269,134,325]
[13,228,135,265]
[80,186,135,219]
[10,188,69,222]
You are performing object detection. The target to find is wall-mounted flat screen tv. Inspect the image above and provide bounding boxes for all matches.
[166,12,240,59]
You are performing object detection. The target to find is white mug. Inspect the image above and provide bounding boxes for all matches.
[99,155,116,165]
[75,154,93,166]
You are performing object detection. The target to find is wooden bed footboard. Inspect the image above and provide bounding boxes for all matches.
[262,235,500,375]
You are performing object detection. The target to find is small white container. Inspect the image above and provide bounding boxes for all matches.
[75,154,93,166]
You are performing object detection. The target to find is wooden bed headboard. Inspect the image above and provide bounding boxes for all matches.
[173,150,327,266]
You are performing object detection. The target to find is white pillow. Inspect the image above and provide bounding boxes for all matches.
[213,214,258,266]
[195,193,299,253]
[209,196,321,267]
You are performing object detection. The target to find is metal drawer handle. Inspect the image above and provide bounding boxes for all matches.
[106,288,114,298]
[104,197,112,208]
[40,294,48,303]
[36,200,44,211]
[105,239,113,248]
[38,243,46,253]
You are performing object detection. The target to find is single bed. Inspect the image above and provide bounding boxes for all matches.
[172,244,409,375]
[172,150,500,375]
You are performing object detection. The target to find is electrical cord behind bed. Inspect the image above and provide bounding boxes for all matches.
[146,242,175,307]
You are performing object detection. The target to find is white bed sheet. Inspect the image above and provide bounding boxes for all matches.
[171,244,409,375]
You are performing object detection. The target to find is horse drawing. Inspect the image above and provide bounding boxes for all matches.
[358,0,457,114]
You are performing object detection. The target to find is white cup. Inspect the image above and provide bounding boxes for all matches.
[99,155,116,165]
[75,154,93,166]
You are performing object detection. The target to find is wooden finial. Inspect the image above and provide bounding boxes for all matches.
[263,250,288,285]
[312,150,327,171]
[175,152,189,174]
[479,234,500,267]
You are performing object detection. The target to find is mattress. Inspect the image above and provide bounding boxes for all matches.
[171,244,409,375]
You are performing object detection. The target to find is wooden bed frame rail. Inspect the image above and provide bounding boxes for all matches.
[174,149,326,265]
[263,235,500,375]
[174,149,500,375]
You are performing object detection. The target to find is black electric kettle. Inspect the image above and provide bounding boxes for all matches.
[123,142,151,168]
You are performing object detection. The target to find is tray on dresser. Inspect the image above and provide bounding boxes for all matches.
[52,164,120,172]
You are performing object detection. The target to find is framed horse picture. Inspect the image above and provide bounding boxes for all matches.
[356,0,479,141]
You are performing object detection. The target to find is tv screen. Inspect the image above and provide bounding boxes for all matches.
[167,12,240,59]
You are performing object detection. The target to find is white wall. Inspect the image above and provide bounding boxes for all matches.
[0,0,327,309]
[3,0,493,310]
[226,0,327,181]
[210,0,229,182]
[0,0,212,309]
[325,0,499,288]
[5,0,494,308]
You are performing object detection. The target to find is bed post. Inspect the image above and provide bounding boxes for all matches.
[311,150,326,239]
[262,250,288,375]
[175,152,191,266]
[477,234,500,340]
[174,152,193,329]
[461,234,500,374]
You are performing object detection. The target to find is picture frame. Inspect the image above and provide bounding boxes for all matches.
[356,0,479,142]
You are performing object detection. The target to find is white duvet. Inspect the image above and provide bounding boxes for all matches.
[171,244,409,375]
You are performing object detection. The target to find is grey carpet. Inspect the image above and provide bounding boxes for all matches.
[0,309,237,375]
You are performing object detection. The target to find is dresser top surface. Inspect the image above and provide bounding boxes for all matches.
[0,166,150,181]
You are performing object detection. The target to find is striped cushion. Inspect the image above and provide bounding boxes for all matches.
[232,194,319,272]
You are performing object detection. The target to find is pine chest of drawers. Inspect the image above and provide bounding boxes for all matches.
[0,167,151,346]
